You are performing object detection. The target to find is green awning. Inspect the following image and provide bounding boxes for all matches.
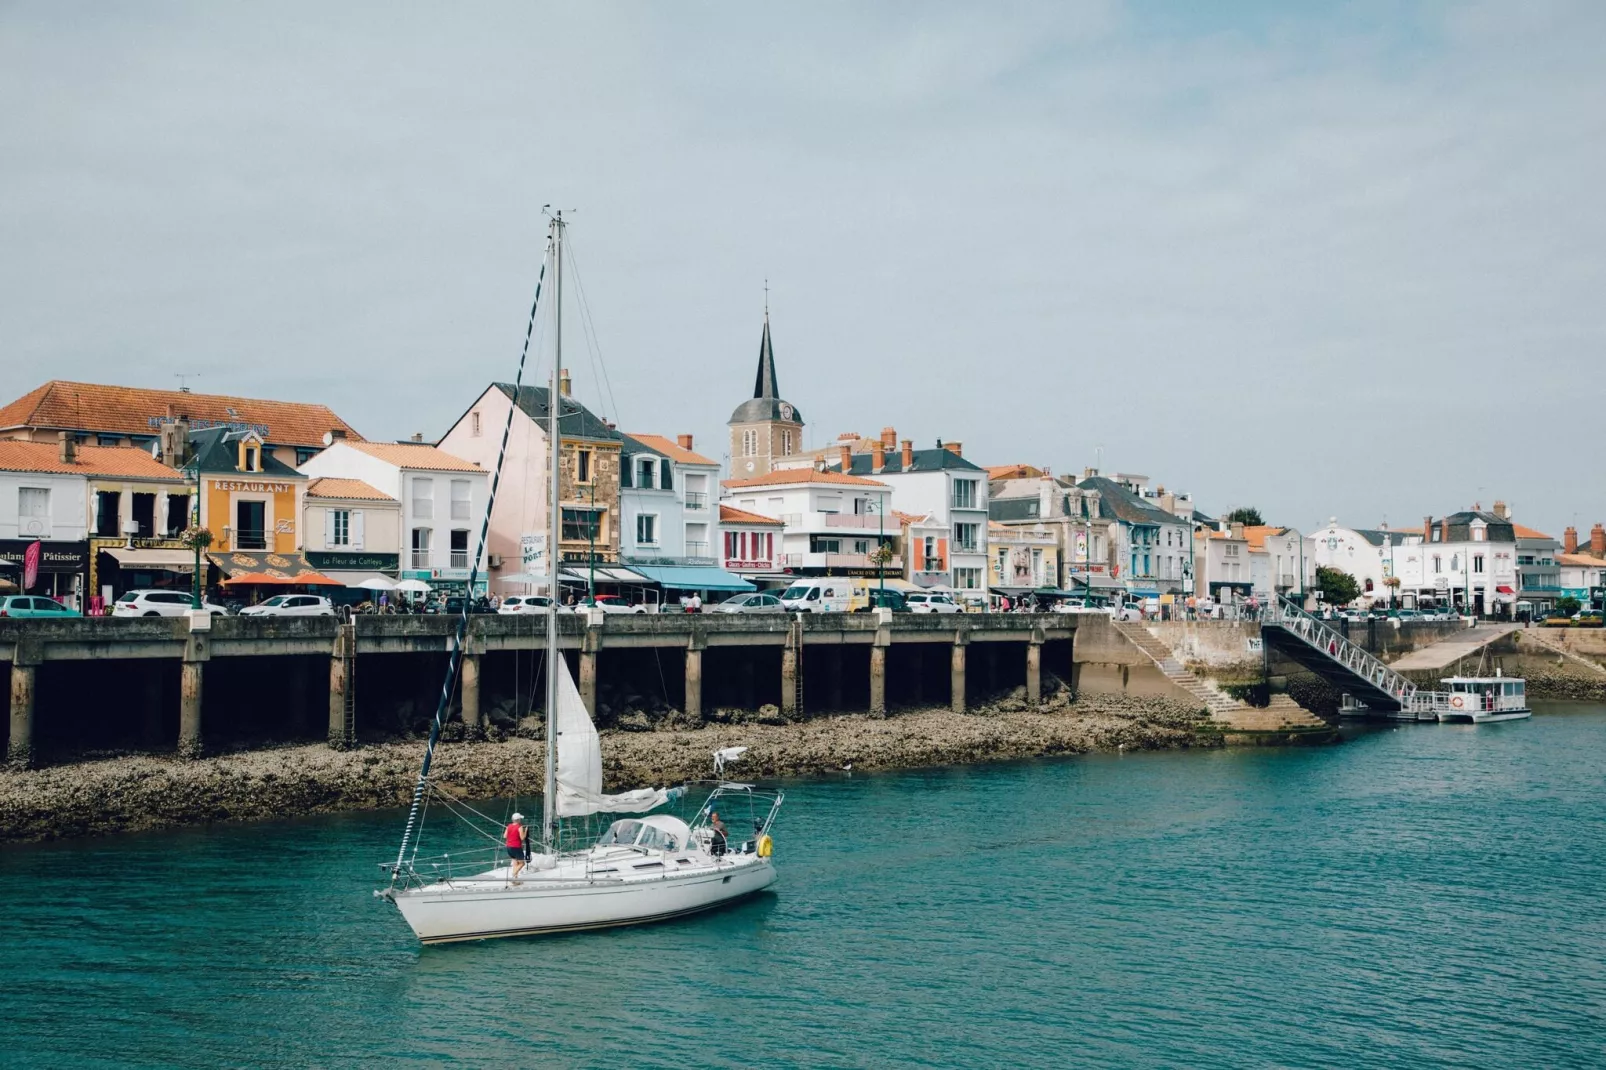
[628,564,755,592]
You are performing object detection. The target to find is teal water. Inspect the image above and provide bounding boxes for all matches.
[4,705,1606,1068]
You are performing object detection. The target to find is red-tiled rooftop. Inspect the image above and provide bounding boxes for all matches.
[0,440,185,480]
[719,504,784,526]
[723,468,887,489]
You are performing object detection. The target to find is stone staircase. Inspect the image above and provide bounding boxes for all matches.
[1113,622,1331,735]
[1519,629,1606,677]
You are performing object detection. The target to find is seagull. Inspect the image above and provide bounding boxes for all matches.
[842,762,853,772]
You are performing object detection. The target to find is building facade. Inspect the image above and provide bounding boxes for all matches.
[718,504,786,585]
[619,433,720,565]
[721,468,897,578]
[300,477,402,585]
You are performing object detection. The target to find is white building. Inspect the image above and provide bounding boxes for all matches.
[822,439,988,599]
[1315,511,1521,615]
[1308,518,1408,604]
[721,468,898,578]
[1194,522,1254,607]
[619,433,719,565]
[300,477,403,585]
[299,440,488,595]
[1243,526,1315,603]
[718,504,785,586]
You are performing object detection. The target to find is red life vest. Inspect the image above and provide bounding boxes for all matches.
[505,822,523,848]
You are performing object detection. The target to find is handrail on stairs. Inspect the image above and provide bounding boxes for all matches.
[1260,596,1418,703]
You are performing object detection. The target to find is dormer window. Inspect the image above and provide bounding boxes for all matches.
[244,444,261,472]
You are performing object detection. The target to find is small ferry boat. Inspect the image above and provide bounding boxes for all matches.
[1434,675,1532,723]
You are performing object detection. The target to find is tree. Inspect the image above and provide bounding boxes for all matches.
[1224,506,1264,526]
[1315,565,1362,607]
[1557,596,1582,616]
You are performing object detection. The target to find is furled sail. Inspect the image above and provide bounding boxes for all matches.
[553,656,673,817]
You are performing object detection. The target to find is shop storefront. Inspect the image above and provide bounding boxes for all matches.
[0,539,89,608]
[306,551,400,605]
[92,539,202,600]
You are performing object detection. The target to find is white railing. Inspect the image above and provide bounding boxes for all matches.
[410,550,432,569]
[684,492,709,510]
[686,540,709,558]
[1261,596,1418,703]
[824,513,881,529]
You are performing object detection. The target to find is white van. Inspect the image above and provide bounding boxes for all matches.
[778,579,855,613]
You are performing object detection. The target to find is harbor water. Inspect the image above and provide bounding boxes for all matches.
[3,703,1605,1068]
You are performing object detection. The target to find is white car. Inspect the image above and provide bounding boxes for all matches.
[240,594,336,617]
[574,595,647,614]
[905,592,962,614]
[112,590,227,617]
[498,595,570,615]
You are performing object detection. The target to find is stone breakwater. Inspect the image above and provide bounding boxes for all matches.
[0,693,1212,844]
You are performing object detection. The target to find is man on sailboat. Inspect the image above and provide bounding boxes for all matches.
[505,813,529,879]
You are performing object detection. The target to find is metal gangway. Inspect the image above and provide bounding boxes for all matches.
[1258,596,1427,716]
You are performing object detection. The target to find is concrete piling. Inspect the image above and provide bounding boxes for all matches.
[869,644,887,717]
[8,660,37,770]
[461,653,482,729]
[1026,640,1042,706]
[178,660,204,759]
[951,640,968,714]
[684,641,703,721]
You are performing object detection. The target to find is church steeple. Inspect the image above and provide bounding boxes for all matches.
[728,291,804,478]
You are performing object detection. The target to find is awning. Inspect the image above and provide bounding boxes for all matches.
[1068,574,1124,590]
[209,551,342,587]
[1496,585,1514,595]
[600,567,651,583]
[627,564,756,592]
[333,571,398,589]
[1127,589,1161,599]
[101,547,197,571]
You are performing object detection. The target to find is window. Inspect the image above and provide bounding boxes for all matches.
[1433,555,1442,573]
[331,510,350,547]
[471,411,482,437]
[812,537,841,553]
[450,479,471,520]
[450,529,470,569]
[236,500,266,549]
[562,507,602,542]
[166,494,190,536]
[1473,554,1485,574]
[97,434,121,447]
[1450,554,1459,572]
[636,514,657,545]
[953,479,977,509]
[637,458,655,490]
[95,491,121,537]
[742,430,757,457]
[17,487,49,537]
[577,449,592,484]
[296,447,317,466]
[954,567,982,590]
[131,493,156,538]
[243,444,261,472]
[853,539,870,554]
[923,536,940,571]
[953,523,978,552]
[411,527,432,568]
[781,430,793,456]
[1472,527,1486,542]
[412,478,434,519]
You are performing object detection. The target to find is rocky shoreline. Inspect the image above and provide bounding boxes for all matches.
[0,692,1213,845]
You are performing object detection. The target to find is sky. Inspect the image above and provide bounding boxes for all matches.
[3,1,1603,537]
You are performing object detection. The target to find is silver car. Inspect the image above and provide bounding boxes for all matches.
[905,592,962,614]
[713,592,784,613]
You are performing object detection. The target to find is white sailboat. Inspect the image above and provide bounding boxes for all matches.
[380,213,783,943]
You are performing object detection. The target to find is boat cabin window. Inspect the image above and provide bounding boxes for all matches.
[603,820,644,846]
[600,819,680,851]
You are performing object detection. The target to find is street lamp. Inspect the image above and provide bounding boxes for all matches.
[184,459,202,609]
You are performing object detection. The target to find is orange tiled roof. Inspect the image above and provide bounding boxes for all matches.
[343,441,483,472]
[1511,523,1553,540]
[722,468,887,489]
[986,464,1043,480]
[1240,524,1289,551]
[625,433,718,467]
[1557,552,1606,567]
[306,477,395,501]
[893,510,924,526]
[0,440,186,480]
[719,504,784,526]
[0,381,362,448]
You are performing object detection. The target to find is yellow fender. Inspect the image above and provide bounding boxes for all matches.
[756,834,773,858]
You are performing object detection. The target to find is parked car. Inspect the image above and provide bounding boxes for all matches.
[574,595,647,614]
[240,594,336,617]
[905,591,962,614]
[1391,609,1423,621]
[0,595,80,618]
[854,587,909,613]
[713,592,785,614]
[778,580,854,613]
[112,590,227,617]
[499,594,570,615]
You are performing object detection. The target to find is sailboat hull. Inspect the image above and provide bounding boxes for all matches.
[393,855,777,944]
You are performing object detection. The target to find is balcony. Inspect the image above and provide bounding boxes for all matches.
[686,540,710,558]
[450,551,470,569]
[410,550,432,569]
[684,492,709,511]
[824,513,883,530]
[777,511,887,533]
[782,552,903,571]
[236,530,268,551]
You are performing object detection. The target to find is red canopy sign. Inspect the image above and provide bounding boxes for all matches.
[22,540,40,590]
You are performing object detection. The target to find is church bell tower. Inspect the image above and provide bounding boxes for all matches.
[727,302,804,478]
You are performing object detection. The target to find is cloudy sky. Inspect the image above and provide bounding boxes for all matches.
[3,2,1603,536]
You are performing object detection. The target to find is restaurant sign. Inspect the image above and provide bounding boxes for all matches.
[305,551,400,572]
[0,539,90,573]
[211,480,293,493]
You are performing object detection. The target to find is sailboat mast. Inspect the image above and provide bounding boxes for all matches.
[544,211,564,849]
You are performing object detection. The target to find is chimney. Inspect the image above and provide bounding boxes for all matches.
[1424,515,1433,539]
[1083,466,1097,480]
[1564,526,1579,554]
[871,440,885,473]
[1441,519,1450,543]
[677,434,693,451]
[900,439,913,470]
[558,369,572,397]
[941,441,962,457]
[838,444,852,472]
[411,432,424,443]
[1592,524,1605,557]
[1492,500,1509,520]
[1231,521,1245,540]
[880,426,896,449]
[58,430,76,465]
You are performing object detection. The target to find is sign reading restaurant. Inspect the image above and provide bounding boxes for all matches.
[210,480,293,493]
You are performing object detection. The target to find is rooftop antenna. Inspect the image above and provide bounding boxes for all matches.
[764,278,769,319]
[174,373,200,393]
